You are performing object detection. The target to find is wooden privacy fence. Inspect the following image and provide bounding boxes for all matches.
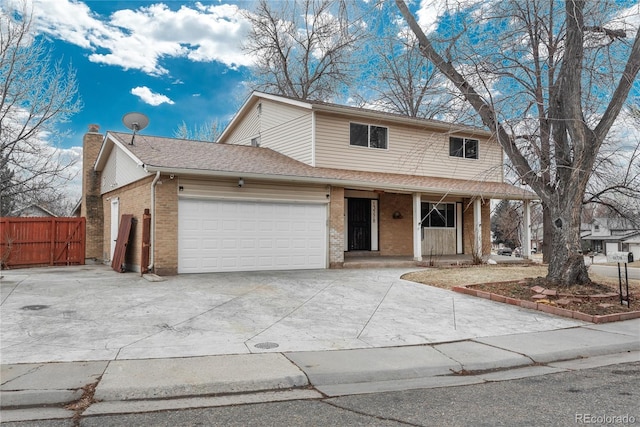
[1,217,86,268]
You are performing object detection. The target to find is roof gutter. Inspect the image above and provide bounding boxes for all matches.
[142,165,538,201]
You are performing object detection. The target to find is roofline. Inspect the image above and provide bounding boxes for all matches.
[218,91,493,143]
[9,204,58,217]
[218,91,313,142]
[143,165,537,200]
[310,103,492,137]
[95,132,145,171]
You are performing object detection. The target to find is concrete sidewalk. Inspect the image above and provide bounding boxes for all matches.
[2,320,638,422]
[1,266,639,422]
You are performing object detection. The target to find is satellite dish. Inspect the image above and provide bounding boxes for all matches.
[122,112,149,145]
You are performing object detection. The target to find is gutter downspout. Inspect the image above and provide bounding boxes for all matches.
[148,171,161,272]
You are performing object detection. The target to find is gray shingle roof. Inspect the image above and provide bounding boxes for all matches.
[108,132,536,200]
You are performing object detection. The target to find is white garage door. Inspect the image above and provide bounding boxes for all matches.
[178,199,327,273]
[605,242,619,255]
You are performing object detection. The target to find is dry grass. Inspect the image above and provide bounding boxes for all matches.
[402,264,640,294]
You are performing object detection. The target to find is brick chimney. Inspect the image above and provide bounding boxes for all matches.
[81,124,104,261]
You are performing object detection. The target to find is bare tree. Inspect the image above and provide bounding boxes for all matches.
[173,119,224,142]
[357,3,475,123]
[396,0,640,286]
[491,200,522,249]
[584,105,640,225]
[362,27,450,119]
[242,0,368,101]
[0,2,81,216]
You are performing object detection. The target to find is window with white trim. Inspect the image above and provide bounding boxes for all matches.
[449,137,478,159]
[350,123,388,149]
[421,202,455,228]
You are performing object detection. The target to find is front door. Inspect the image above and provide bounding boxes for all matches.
[348,198,371,251]
[110,198,119,261]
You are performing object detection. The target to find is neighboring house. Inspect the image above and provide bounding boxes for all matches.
[9,204,57,218]
[82,92,537,275]
[71,199,82,217]
[582,217,640,258]
[529,223,544,253]
[623,235,640,263]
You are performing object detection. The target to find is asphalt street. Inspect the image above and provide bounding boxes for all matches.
[4,362,637,427]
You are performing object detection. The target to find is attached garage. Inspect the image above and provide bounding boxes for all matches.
[178,199,328,273]
[605,242,619,255]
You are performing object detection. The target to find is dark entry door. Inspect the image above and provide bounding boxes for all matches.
[348,198,371,251]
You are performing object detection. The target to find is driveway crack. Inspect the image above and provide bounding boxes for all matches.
[356,281,395,339]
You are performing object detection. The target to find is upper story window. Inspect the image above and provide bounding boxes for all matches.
[350,123,388,149]
[421,202,455,228]
[450,137,478,159]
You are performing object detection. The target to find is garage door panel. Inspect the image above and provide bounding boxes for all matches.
[605,242,618,254]
[202,219,219,232]
[202,238,218,249]
[222,239,237,249]
[259,239,273,249]
[179,199,327,273]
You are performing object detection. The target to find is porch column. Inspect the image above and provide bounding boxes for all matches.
[523,200,531,259]
[413,192,422,261]
[474,198,482,258]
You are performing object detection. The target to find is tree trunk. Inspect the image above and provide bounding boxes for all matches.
[542,205,552,263]
[545,187,591,286]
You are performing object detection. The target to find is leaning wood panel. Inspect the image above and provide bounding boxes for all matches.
[111,214,134,273]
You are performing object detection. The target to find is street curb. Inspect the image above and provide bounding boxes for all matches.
[2,321,638,419]
[1,349,638,421]
[94,353,308,402]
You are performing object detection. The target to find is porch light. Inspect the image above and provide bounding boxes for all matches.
[393,211,403,219]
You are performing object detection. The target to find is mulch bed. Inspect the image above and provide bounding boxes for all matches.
[453,277,639,323]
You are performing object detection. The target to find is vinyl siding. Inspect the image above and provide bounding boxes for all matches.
[178,177,328,203]
[314,112,503,182]
[101,147,149,194]
[259,99,313,165]
[222,99,261,146]
[221,98,313,165]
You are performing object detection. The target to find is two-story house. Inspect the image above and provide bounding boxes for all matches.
[82,92,537,275]
[582,217,640,259]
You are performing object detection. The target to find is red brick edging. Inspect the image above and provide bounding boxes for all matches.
[452,283,640,324]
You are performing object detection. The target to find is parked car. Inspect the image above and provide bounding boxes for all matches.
[514,247,522,257]
[497,247,512,256]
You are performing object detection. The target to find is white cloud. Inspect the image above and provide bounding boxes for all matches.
[26,0,253,76]
[415,0,495,34]
[130,86,175,106]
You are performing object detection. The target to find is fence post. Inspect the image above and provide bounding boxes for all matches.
[49,218,56,266]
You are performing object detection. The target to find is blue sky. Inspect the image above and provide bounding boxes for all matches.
[4,0,639,205]
[21,0,480,150]
[28,1,255,147]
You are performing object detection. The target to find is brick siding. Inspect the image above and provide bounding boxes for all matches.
[81,128,104,260]
[462,198,491,255]
[329,186,345,268]
[102,175,178,275]
[379,193,413,256]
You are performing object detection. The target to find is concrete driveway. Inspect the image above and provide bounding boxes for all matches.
[0,265,583,364]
